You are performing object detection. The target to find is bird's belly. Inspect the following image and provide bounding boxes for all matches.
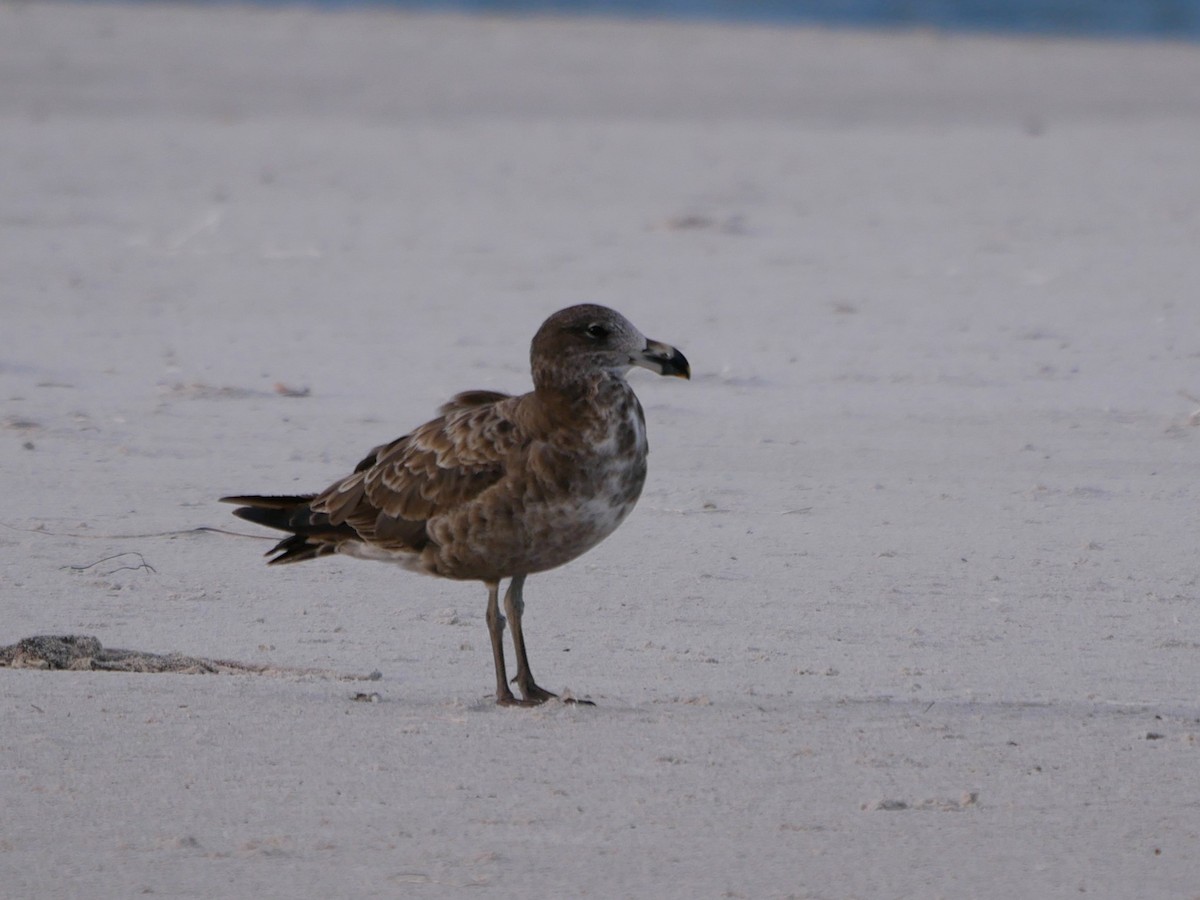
[523,489,639,573]
[425,452,646,580]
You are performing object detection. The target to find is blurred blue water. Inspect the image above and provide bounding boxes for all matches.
[188,0,1200,39]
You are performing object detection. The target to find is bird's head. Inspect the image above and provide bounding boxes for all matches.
[531,304,690,389]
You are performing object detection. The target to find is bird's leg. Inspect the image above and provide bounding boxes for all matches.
[503,575,553,703]
[503,576,593,706]
[485,580,515,704]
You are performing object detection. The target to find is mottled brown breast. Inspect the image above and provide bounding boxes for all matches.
[422,377,649,581]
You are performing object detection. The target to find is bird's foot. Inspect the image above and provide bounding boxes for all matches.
[495,681,595,707]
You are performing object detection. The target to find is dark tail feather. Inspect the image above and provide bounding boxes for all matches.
[221,494,353,565]
[220,494,318,514]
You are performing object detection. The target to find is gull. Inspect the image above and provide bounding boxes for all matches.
[222,304,689,705]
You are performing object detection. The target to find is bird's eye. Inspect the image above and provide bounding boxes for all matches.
[584,323,609,340]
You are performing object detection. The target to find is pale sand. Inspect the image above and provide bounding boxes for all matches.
[2,3,1200,897]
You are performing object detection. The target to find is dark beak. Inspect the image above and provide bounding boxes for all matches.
[636,339,691,379]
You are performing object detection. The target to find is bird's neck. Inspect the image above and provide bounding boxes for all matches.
[532,370,631,423]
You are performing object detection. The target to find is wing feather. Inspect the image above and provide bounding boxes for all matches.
[310,393,525,548]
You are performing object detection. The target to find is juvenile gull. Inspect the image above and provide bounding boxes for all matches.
[222,305,689,705]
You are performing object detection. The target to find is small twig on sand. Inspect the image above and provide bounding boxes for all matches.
[1,522,274,541]
[63,552,157,576]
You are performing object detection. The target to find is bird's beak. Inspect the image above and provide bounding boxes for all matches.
[635,339,691,379]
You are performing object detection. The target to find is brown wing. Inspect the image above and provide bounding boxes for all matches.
[310,392,523,551]
[437,389,511,416]
[349,391,513,475]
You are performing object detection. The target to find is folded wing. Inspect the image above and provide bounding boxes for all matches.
[311,391,522,553]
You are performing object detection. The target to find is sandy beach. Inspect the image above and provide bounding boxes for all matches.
[3,3,1200,896]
